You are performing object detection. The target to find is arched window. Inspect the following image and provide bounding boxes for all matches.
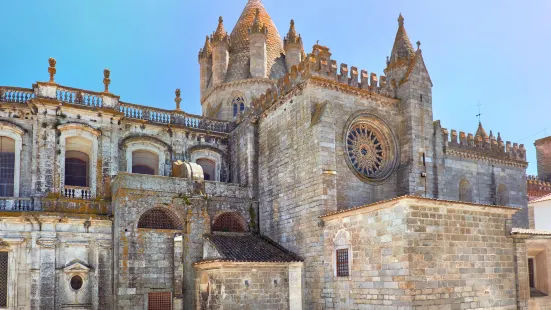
[65,150,89,187]
[132,150,159,175]
[497,184,510,205]
[212,212,246,232]
[0,137,15,197]
[138,208,182,230]
[232,96,245,117]
[196,158,216,181]
[459,178,473,203]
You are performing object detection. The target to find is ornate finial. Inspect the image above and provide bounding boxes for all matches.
[284,19,301,47]
[398,13,404,25]
[416,41,421,50]
[316,40,319,45]
[48,58,57,83]
[213,16,228,43]
[199,35,212,59]
[103,69,111,93]
[175,88,182,111]
[386,56,390,65]
[251,8,264,34]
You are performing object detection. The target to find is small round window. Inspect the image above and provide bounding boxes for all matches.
[70,275,83,290]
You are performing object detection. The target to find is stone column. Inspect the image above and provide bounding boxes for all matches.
[173,234,184,309]
[513,236,530,310]
[288,263,303,310]
[36,236,59,310]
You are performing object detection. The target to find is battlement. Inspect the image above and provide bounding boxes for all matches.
[441,127,527,163]
[527,175,551,200]
[243,45,398,122]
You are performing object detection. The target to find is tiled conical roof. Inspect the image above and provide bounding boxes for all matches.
[475,122,488,139]
[225,0,287,82]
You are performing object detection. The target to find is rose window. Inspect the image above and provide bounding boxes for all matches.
[347,124,384,178]
[344,113,398,182]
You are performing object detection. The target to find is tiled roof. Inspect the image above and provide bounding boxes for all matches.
[204,233,302,263]
[530,192,551,203]
[511,228,551,236]
[226,0,287,82]
[320,195,520,219]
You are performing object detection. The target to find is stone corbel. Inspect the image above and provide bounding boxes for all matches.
[36,238,59,248]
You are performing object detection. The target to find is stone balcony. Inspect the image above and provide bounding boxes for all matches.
[0,82,234,134]
[111,172,251,200]
[0,197,110,215]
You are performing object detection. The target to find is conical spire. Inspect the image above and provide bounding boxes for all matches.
[389,13,415,65]
[475,122,488,139]
[284,19,302,46]
[199,36,212,59]
[212,16,228,42]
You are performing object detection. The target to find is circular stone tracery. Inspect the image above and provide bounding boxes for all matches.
[344,114,398,182]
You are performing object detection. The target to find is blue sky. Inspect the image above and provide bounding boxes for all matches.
[2,0,549,175]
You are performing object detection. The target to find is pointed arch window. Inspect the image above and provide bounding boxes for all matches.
[233,104,238,117]
[231,96,245,117]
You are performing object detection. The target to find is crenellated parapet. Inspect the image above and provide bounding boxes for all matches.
[527,175,551,200]
[238,44,398,122]
[441,126,527,167]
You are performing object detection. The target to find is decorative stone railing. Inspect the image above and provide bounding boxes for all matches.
[0,87,35,104]
[63,186,92,200]
[0,197,34,211]
[56,86,104,108]
[119,102,233,133]
[0,83,234,133]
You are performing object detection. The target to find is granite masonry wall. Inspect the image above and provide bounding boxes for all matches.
[195,263,291,310]
[322,197,519,309]
[111,173,253,310]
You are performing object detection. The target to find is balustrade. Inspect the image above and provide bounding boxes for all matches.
[0,87,35,104]
[56,87,103,107]
[0,198,34,211]
[63,186,92,200]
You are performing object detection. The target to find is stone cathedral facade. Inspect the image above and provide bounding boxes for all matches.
[0,0,549,309]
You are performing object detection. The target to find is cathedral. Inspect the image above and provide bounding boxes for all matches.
[0,0,550,309]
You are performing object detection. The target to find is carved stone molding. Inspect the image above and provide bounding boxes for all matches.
[36,238,59,248]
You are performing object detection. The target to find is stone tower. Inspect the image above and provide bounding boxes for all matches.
[536,137,551,182]
[384,14,434,197]
[198,0,295,121]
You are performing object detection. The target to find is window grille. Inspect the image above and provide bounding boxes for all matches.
[138,208,182,230]
[148,292,172,310]
[0,137,15,197]
[0,252,8,307]
[132,165,155,175]
[212,213,246,232]
[65,158,88,187]
[336,249,349,277]
[0,152,14,197]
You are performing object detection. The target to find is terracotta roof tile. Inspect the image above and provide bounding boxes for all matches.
[204,233,302,263]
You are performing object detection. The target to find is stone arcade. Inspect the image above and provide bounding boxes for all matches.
[0,0,548,309]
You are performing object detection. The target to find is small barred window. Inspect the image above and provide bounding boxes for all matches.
[138,208,182,230]
[212,212,246,232]
[336,249,349,277]
[148,292,172,310]
[0,252,7,307]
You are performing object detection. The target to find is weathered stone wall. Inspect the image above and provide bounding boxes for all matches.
[322,197,519,309]
[111,173,253,310]
[307,84,401,209]
[257,84,333,309]
[0,213,112,310]
[195,264,290,310]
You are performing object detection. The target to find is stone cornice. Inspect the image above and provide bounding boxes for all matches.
[308,76,399,106]
[201,78,276,105]
[445,147,528,168]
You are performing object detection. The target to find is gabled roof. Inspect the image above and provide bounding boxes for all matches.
[204,233,302,263]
